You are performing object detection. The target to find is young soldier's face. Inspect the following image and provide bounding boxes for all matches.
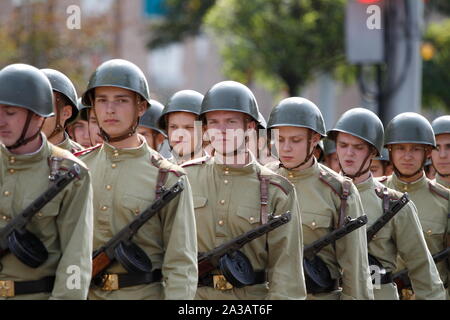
[336,132,373,177]
[370,160,385,177]
[276,126,319,169]
[70,120,91,148]
[205,110,255,155]
[41,92,72,137]
[167,112,199,157]
[0,105,43,146]
[88,109,103,145]
[432,134,450,175]
[137,126,164,150]
[93,86,145,137]
[390,143,430,176]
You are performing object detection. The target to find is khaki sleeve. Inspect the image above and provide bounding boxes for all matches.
[335,184,374,300]
[160,174,198,300]
[266,187,307,300]
[395,201,447,300]
[50,169,94,300]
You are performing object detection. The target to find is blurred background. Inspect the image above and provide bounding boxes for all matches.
[0,0,449,127]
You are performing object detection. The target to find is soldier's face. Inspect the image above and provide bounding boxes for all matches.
[205,111,255,155]
[324,152,340,173]
[93,87,145,137]
[69,120,91,148]
[137,126,159,149]
[370,160,385,177]
[0,105,43,146]
[432,134,450,175]
[276,126,320,170]
[88,109,103,145]
[41,92,72,138]
[390,143,430,176]
[167,112,200,157]
[336,133,374,176]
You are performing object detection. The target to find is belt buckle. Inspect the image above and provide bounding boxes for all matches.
[101,274,119,291]
[0,280,14,297]
[213,275,233,291]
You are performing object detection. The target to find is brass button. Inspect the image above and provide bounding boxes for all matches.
[224,171,229,175]
[224,180,229,184]
[311,221,316,227]
[288,173,294,178]
[37,212,43,217]
[219,199,225,205]
[426,229,432,235]
[105,185,112,190]
[3,191,10,197]
[134,209,140,215]
[9,157,15,164]
[2,215,7,220]
[372,234,377,239]
[8,169,15,174]
[111,163,117,168]
[218,220,224,226]
[249,216,255,223]
[101,205,108,211]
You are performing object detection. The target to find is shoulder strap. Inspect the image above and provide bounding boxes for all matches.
[155,168,169,200]
[428,180,450,200]
[257,171,270,225]
[338,179,352,228]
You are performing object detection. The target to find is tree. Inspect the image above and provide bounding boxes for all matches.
[204,0,348,96]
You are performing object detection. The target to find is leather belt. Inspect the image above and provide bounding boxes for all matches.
[0,276,55,297]
[96,269,162,291]
[198,271,266,290]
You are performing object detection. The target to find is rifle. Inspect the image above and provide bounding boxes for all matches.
[91,179,184,279]
[197,211,291,285]
[303,215,368,293]
[0,163,83,268]
[367,192,409,242]
[393,247,450,293]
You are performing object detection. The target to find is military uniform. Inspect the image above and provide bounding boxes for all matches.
[358,177,445,299]
[183,153,306,300]
[436,174,450,189]
[0,134,93,299]
[266,160,373,300]
[56,132,84,153]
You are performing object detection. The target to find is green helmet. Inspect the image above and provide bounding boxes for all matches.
[267,97,326,136]
[373,147,390,162]
[0,63,53,117]
[81,59,150,106]
[327,107,384,155]
[323,138,336,156]
[431,115,450,136]
[40,68,78,123]
[158,90,203,131]
[200,81,259,122]
[139,99,167,137]
[384,112,436,148]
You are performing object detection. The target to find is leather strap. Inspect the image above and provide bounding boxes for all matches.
[155,169,169,200]
[13,276,55,296]
[198,270,266,288]
[257,171,270,225]
[337,179,352,228]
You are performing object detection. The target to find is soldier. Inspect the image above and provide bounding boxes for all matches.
[137,99,167,152]
[40,68,83,153]
[78,59,198,300]
[0,63,93,299]
[182,81,306,300]
[248,112,277,165]
[67,98,92,149]
[266,97,373,300]
[381,112,450,298]
[313,140,325,163]
[431,116,450,188]
[370,148,392,178]
[323,138,340,173]
[158,90,204,165]
[329,107,445,300]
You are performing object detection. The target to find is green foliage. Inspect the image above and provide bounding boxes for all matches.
[422,19,450,112]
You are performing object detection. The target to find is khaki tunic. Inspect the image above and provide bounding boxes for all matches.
[357,176,445,300]
[81,138,198,300]
[382,173,449,297]
[0,134,93,299]
[183,153,306,300]
[57,133,84,153]
[267,159,374,300]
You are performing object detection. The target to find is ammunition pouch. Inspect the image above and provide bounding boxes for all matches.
[114,241,153,274]
[8,229,48,268]
[304,256,337,294]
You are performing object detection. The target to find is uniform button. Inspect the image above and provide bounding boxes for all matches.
[426,229,432,235]
[288,173,294,178]
[218,220,224,226]
[224,171,229,175]
[37,212,43,217]
[311,221,316,227]
[105,185,112,190]
[111,163,117,168]
[101,205,108,211]
[249,216,255,223]
[372,234,377,239]
[9,157,15,164]
[2,215,7,220]
[3,191,10,197]
[8,169,15,174]
[134,209,140,215]
[224,180,229,184]
[219,199,225,205]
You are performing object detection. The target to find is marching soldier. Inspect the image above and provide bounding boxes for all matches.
[158,90,205,164]
[182,81,306,300]
[40,68,83,153]
[431,116,450,188]
[380,112,450,298]
[370,148,392,178]
[265,97,373,300]
[0,64,93,299]
[67,98,93,149]
[329,107,445,300]
[137,99,168,153]
[78,59,198,300]
[323,138,340,173]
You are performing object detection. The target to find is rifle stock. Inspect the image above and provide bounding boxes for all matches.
[92,251,113,278]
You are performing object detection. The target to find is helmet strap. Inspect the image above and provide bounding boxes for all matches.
[389,147,426,179]
[279,130,315,170]
[338,146,374,179]
[7,110,43,150]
